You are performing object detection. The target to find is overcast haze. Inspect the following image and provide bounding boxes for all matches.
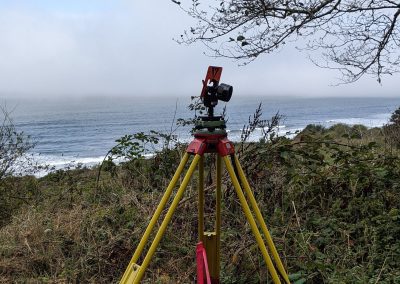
[0,0,398,99]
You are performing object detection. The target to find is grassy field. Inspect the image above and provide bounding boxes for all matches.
[0,123,399,283]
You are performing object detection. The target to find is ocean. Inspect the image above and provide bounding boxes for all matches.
[3,96,400,170]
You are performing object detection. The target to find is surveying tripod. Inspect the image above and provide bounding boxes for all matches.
[120,67,290,284]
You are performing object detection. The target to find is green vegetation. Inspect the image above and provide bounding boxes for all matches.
[1,107,400,283]
[0,107,44,227]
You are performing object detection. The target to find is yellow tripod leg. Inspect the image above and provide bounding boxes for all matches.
[198,156,205,242]
[233,155,290,284]
[223,156,281,284]
[215,155,222,278]
[124,154,201,284]
[204,155,223,282]
[119,153,190,283]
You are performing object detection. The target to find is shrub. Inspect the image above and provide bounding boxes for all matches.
[0,106,41,226]
[384,106,400,148]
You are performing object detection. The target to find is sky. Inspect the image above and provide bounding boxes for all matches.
[0,0,398,99]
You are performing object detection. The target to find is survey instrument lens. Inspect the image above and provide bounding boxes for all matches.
[216,83,233,102]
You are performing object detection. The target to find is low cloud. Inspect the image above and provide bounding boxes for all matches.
[0,1,397,98]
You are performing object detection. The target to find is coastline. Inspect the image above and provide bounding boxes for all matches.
[32,121,388,177]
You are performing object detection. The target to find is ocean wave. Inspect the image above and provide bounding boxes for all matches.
[35,154,105,167]
[325,113,390,128]
[33,153,158,177]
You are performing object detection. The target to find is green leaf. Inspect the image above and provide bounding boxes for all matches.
[289,273,303,281]
[280,151,289,159]
[368,141,377,148]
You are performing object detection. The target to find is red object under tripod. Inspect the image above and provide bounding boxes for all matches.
[196,242,211,284]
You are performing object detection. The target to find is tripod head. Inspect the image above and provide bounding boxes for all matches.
[200,66,233,118]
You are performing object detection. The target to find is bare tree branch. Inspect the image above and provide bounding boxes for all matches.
[176,0,400,83]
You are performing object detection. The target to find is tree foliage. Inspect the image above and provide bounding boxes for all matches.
[177,0,400,83]
[389,105,400,125]
[384,105,400,148]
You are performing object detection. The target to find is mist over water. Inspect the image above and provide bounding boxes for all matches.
[3,95,400,170]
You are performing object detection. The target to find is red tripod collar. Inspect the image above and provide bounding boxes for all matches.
[186,134,235,156]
